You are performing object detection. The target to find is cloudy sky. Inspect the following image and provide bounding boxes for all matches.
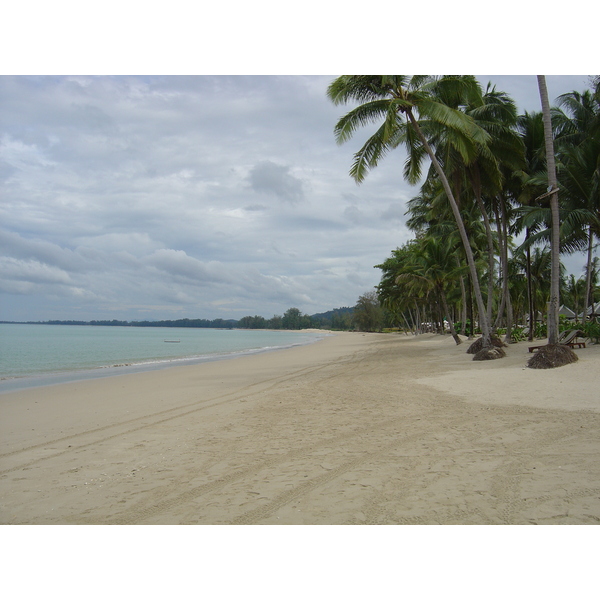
[1,73,594,322]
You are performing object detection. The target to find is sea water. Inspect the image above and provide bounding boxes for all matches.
[0,324,327,392]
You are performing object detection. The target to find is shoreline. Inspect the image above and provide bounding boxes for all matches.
[2,331,599,524]
[0,328,331,394]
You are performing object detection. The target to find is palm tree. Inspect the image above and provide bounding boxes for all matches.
[401,235,467,345]
[553,88,600,315]
[464,86,524,338]
[327,75,501,358]
[514,246,552,333]
[564,273,587,323]
[513,111,547,341]
[405,181,491,338]
[415,83,523,329]
[528,77,578,368]
[377,240,442,334]
[376,236,467,344]
[537,76,561,345]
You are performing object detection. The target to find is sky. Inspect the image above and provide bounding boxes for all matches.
[1,74,594,322]
[1,3,596,323]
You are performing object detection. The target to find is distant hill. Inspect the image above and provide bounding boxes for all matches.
[310,306,353,321]
[308,306,354,329]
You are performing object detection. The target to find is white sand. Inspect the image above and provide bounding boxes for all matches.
[1,331,599,524]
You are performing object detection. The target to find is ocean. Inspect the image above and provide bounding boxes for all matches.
[0,323,327,393]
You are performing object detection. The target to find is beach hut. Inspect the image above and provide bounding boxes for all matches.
[558,305,576,320]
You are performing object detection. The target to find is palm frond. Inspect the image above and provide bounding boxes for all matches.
[333,100,395,145]
[327,76,398,105]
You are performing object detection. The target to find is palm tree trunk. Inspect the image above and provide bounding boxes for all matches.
[406,109,493,350]
[493,204,506,330]
[467,273,474,338]
[585,225,594,320]
[439,286,462,345]
[402,312,412,335]
[526,230,535,341]
[537,75,560,345]
[470,171,496,326]
[500,197,514,343]
[459,274,467,335]
[414,302,422,335]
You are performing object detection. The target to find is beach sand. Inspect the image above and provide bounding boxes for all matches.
[1,331,599,525]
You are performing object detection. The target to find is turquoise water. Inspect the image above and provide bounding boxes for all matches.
[0,324,326,392]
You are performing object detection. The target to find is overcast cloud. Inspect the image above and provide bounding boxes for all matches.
[0,74,592,321]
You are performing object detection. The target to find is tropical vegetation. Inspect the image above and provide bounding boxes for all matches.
[328,75,600,367]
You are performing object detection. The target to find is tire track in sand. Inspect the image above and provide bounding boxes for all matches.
[0,359,352,476]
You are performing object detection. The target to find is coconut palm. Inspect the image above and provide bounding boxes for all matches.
[564,273,587,323]
[536,75,562,347]
[465,86,524,338]
[414,83,522,328]
[553,88,600,314]
[377,244,426,334]
[512,246,552,334]
[327,75,500,358]
[402,235,467,345]
[405,180,492,337]
[377,235,467,344]
[512,110,554,341]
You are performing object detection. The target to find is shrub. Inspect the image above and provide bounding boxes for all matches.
[454,320,473,337]
[511,327,527,342]
[534,322,547,338]
[582,320,600,344]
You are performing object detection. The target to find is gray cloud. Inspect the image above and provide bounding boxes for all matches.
[0,75,592,321]
[248,161,304,204]
[0,256,71,287]
[381,203,406,222]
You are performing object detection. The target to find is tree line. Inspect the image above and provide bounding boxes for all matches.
[328,75,600,366]
[10,307,356,330]
[236,307,354,330]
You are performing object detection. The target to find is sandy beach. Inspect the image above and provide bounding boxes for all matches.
[1,331,599,525]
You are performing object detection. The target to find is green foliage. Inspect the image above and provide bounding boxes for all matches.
[281,307,303,330]
[454,320,473,336]
[353,291,383,332]
[535,322,547,338]
[237,315,268,329]
[303,307,354,330]
[510,327,528,342]
[26,307,357,332]
[581,319,600,343]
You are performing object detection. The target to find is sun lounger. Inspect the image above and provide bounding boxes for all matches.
[528,329,586,352]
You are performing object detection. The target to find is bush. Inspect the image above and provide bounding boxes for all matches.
[582,320,600,344]
[454,320,473,337]
[510,327,527,342]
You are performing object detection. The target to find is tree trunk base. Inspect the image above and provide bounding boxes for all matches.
[466,336,507,354]
[527,344,579,369]
[472,347,506,361]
